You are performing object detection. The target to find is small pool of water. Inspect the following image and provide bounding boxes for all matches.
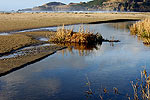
[38,37,49,41]
[0,27,55,35]
[0,21,150,100]
[0,33,10,35]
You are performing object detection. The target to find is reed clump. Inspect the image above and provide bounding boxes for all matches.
[49,25,103,44]
[130,69,150,100]
[130,19,150,44]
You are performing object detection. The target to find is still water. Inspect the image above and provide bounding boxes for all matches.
[0,22,150,100]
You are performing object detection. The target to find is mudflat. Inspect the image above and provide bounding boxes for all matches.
[0,31,66,76]
[0,34,38,54]
[0,44,66,76]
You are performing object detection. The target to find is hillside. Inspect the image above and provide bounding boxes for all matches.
[80,0,150,11]
[100,0,150,11]
[19,0,150,12]
[19,2,88,11]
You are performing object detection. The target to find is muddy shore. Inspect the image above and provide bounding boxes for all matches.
[0,30,67,76]
[0,45,66,76]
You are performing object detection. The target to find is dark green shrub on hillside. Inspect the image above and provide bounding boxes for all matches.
[79,0,107,7]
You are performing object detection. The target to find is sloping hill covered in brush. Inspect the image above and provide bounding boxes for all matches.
[19,2,88,11]
[79,0,150,11]
[100,0,150,11]
[19,0,150,12]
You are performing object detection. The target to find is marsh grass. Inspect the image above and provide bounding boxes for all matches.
[130,19,150,44]
[130,69,150,100]
[49,25,103,44]
[85,69,150,100]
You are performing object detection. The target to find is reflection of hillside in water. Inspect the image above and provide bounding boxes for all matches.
[106,21,134,31]
[57,43,101,56]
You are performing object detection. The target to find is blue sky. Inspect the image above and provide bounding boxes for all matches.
[0,0,91,11]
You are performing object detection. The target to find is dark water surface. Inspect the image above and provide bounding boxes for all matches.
[1,22,150,100]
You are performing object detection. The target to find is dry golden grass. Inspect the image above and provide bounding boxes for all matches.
[0,34,37,54]
[130,19,150,44]
[0,12,147,32]
[130,69,150,100]
[49,25,103,44]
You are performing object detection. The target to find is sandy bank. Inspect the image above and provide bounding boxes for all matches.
[0,44,66,76]
[0,31,67,76]
[0,34,38,54]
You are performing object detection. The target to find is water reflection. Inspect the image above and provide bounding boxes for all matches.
[57,43,101,56]
[1,21,150,100]
[106,21,135,31]
[0,71,61,100]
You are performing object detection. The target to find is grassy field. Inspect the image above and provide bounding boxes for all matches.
[0,12,149,32]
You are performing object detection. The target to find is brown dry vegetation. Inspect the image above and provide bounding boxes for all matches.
[130,19,150,44]
[50,25,103,44]
[130,69,150,100]
[0,34,38,54]
[0,12,148,32]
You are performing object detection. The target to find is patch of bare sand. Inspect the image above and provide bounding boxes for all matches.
[0,34,38,54]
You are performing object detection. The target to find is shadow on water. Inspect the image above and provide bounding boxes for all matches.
[106,21,136,31]
[88,19,139,24]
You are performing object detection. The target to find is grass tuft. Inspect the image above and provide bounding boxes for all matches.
[130,19,150,44]
[49,25,103,44]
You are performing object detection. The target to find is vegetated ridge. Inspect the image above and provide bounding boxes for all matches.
[19,0,150,12]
